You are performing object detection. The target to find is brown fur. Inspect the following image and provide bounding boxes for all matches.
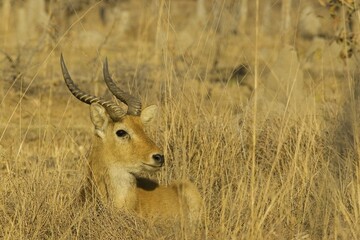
[82,103,203,222]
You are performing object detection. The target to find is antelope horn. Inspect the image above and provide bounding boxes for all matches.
[103,58,142,116]
[60,54,126,121]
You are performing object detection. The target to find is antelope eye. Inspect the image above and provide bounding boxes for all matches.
[116,130,128,138]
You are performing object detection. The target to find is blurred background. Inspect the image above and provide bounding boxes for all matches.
[0,0,359,109]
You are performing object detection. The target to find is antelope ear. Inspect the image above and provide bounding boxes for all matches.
[140,105,158,124]
[90,103,109,138]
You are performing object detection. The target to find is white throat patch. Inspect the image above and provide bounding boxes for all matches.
[107,165,136,209]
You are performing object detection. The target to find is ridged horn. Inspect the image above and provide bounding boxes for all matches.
[60,54,126,121]
[103,58,142,116]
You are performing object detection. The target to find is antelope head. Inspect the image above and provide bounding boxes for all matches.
[60,54,164,174]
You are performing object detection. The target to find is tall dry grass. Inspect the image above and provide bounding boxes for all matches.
[1,0,360,239]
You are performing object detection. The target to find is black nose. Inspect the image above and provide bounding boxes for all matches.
[152,154,165,166]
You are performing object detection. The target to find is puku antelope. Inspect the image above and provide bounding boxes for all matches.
[60,55,202,222]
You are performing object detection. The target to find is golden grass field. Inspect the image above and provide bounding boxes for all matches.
[1,0,360,239]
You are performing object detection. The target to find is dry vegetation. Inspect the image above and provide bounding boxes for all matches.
[1,0,360,239]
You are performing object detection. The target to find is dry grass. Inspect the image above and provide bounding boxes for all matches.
[1,0,360,239]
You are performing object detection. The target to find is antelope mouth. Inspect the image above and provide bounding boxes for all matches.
[142,162,163,169]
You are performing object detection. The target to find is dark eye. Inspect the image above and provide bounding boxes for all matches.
[116,130,128,138]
